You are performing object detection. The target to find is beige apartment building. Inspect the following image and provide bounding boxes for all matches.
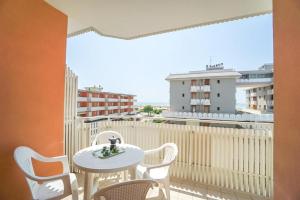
[238,64,274,113]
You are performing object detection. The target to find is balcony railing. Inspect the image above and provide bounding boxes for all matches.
[190,99,211,105]
[64,120,273,198]
[77,96,89,102]
[250,92,257,97]
[107,98,119,102]
[77,107,88,112]
[267,89,273,95]
[162,111,274,122]
[190,85,211,92]
[237,78,273,83]
[90,97,106,102]
[120,99,130,102]
[90,106,106,111]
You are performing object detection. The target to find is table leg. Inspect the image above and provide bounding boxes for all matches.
[129,166,137,180]
[83,172,94,200]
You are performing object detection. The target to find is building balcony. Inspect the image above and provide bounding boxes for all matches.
[90,106,106,111]
[190,98,211,105]
[120,98,130,102]
[237,78,273,83]
[190,85,210,92]
[77,96,89,102]
[107,98,119,102]
[90,97,106,102]
[77,107,88,112]
[267,89,273,95]
[250,92,257,97]
[107,106,119,110]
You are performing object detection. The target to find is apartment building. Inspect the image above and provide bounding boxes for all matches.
[77,86,135,117]
[237,64,274,113]
[166,64,241,114]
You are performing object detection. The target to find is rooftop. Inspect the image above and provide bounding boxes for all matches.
[166,69,241,81]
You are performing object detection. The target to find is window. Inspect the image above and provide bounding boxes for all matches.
[217,80,220,84]
[182,106,185,110]
[182,81,185,85]
[182,93,185,97]
[217,93,220,97]
[217,107,220,111]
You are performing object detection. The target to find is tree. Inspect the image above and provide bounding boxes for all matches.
[143,105,154,116]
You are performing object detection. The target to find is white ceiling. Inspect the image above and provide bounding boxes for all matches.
[46,0,272,40]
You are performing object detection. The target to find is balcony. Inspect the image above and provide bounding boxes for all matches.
[77,96,89,102]
[250,92,257,97]
[90,106,105,111]
[237,78,273,83]
[90,97,106,102]
[108,106,119,110]
[267,89,273,95]
[65,120,273,199]
[107,98,119,102]
[190,85,211,92]
[191,98,211,105]
[120,98,130,102]
[77,107,88,112]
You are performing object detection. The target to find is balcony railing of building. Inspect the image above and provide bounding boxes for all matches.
[64,120,273,198]
[77,96,89,102]
[267,89,273,95]
[191,99,211,105]
[90,106,106,111]
[190,85,211,92]
[237,78,273,83]
[90,97,106,102]
[162,111,274,122]
[107,98,119,102]
[77,107,88,112]
[250,92,257,97]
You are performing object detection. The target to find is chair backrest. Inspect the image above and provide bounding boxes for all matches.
[14,146,39,195]
[93,180,157,200]
[92,130,124,146]
[162,143,178,165]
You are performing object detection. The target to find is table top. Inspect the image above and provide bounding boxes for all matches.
[73,144,144,173]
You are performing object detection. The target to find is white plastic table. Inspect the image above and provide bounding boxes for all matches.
[73,144,144,200]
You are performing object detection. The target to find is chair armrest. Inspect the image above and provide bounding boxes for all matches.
[33,154,70,173]
[28,173,72,197]
[144,146,164,155]
[143,162,172,171]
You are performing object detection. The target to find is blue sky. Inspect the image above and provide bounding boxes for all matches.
[66,14,273,105]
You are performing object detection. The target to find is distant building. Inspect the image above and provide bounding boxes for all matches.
[237,64,274,113]
[166,63,241,114]
[77,86,135,117]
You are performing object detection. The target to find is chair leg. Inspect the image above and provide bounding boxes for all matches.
[72,190,79,200]
[164,178,170,200]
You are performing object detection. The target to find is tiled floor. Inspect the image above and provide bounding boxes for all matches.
[65,173,272,200]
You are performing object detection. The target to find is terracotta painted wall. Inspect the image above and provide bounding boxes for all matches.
[0,0,67,199]
[273,0,300,199]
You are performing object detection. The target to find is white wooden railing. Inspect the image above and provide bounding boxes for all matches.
[66,120,273,198]
[163,111,274,122]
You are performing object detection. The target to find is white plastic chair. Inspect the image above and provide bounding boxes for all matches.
[136,143,178,200]
[14,146,78,200]
[93,180,157,200]
[92,130,124,146]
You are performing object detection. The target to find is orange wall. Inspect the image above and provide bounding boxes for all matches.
[273,0,300,199]
[0,0,67,199]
